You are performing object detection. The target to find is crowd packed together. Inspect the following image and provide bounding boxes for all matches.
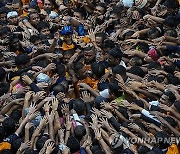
[0,0,180,153]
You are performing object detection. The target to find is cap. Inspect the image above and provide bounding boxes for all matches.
[122,0,134,8]
[36,73,51,83]
[7,11,18,19]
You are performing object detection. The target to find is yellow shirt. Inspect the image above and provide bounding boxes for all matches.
[167,144,179,154]
[0,142,11,151]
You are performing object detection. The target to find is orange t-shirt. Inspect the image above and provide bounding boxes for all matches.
[0,142,11,151]
[167,144,179,154]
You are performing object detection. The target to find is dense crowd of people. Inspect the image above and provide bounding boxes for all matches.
[0,0,180,153]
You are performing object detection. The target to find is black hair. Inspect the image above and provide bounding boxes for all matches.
[0,82,10,96]
[28,5,40,13]
[83,45,95,52]
[36,21,50,32]
[10,110,22,123]
[0,126,5,142]
[118,107,129,120]
[53,84,66,96]
[128,66,145,78]
[63,49,74,56]
[163,65,175,74]
[138,145,150,154]
[112,65,127,81]
[132,99,144,108]
[24,148,39,154]
[74,62,84,72]
[174,101,180,113]
[163,90,176,104]
[109,81,123,98]
[73,8,87,19]
[123,30,135,40]
[11,138,22,153]
[15,54,30,66]
[97,3,106,13]
[56,64,65,77]
[0,27,10,37]
[111,138,123,154]
[91,145,105,154]
[73,99,85,116]
[20,72,33,83]
[155,131,170,149]
[67,136,80,153]
[30,35,41,43]
[0,67,6,81]
[102,39,115,51]
[147,27,161,39]
[147,61,161,70]
[36,136,48,151]
[0,6,9,14]
[133,42,149,53]
[2,117,16,137]
[95,32,107,39]
[109,47,123,60]
[1,149,11,154]
[164,116,177,127]
[163,0,179,9]
[91,62,105,79]
[166,73,179,86]
[12,0,23,6]
[163,16,179,28]
[74,125,86,141]
[164,29,177,38]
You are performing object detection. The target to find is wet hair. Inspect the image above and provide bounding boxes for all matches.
[15,54,30,66]
[0,27,10,37]
[163,65,175,74]
[0,6,9,14]
[163,0,179,9]
[36,21,50,32]
[112,65,127,81]
[147,61,161,70]
[56,64,66,77]
[30,35,41,43]
[164,29,177,37]
[138,145,150,154]
[164,116,177,127]
[74,62,84,72]
[163,16,179,28]
[0,82,10,96]
[102,39,115,50]
[91,62,105,79]
[128,66,145,78]
[166,73,179,85]
[174,101,180,113]
[155,131,170,149]
[109,47,123,60]
[67,136,80,153]
[147,27,161,39]
[0,126,4,142]
[163,90,176,104]
[109,81,123,98]
[74,125,86,141]
[2,117,16,137]
[53,84,66,96]
[11,138,22,153]
[73,99,85,116]
[0,67,6,82]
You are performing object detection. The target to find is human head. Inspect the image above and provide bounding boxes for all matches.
[67,136,80,153]
[129,56,143,66]
[11,138,22,153]
[7,11,18,25]
[95,32,106,47]
[138,145,150,154]
[128,66,145,78]
[0,67,6,82]
[29,12,40,26]
[30,35,42,47]
[94,3,106,16]
[147,27,162,39]
[73,99,85,116]
[2,117,16,137]
[53,84,66,96]
[62,50,74,64]
[56,64,66,77]
[154,131,170,149]
[0,27,10,44]
[108,47,123,67]
[43,0,54,12]
[164,29,177,38]
[112,65,127,82]
[91,62,105,79]
[10,35,20,51]
[74,125,86,141]
[11,0,23,15]
[160,90,176,106]
[147,61,161,70]
[0,82,10,97]
[15,54,30,69]
[84,44,96,64]
[0,6,8,24]
[74,62,87,79]
[37,21,50,36]
[109,81,123,100]
[73,8,86,20]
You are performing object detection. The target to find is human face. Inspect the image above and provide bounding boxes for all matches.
[95,36,103,47]
[34,40,43,48]
[12,3,23,15]
[160,94,170,106]
[44,0,53,11]
[63,54,72,64]
[11,38,20,50]
[77,66,87,78]
[108,54,119,67]
[30,13,40,26]
[0,13,7,23]
[41,28,50,36]
[8,15,18,25]
[63,35,72,45]
[94,6,104,16]
[84,49,95,64]
[73,12,82,20]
